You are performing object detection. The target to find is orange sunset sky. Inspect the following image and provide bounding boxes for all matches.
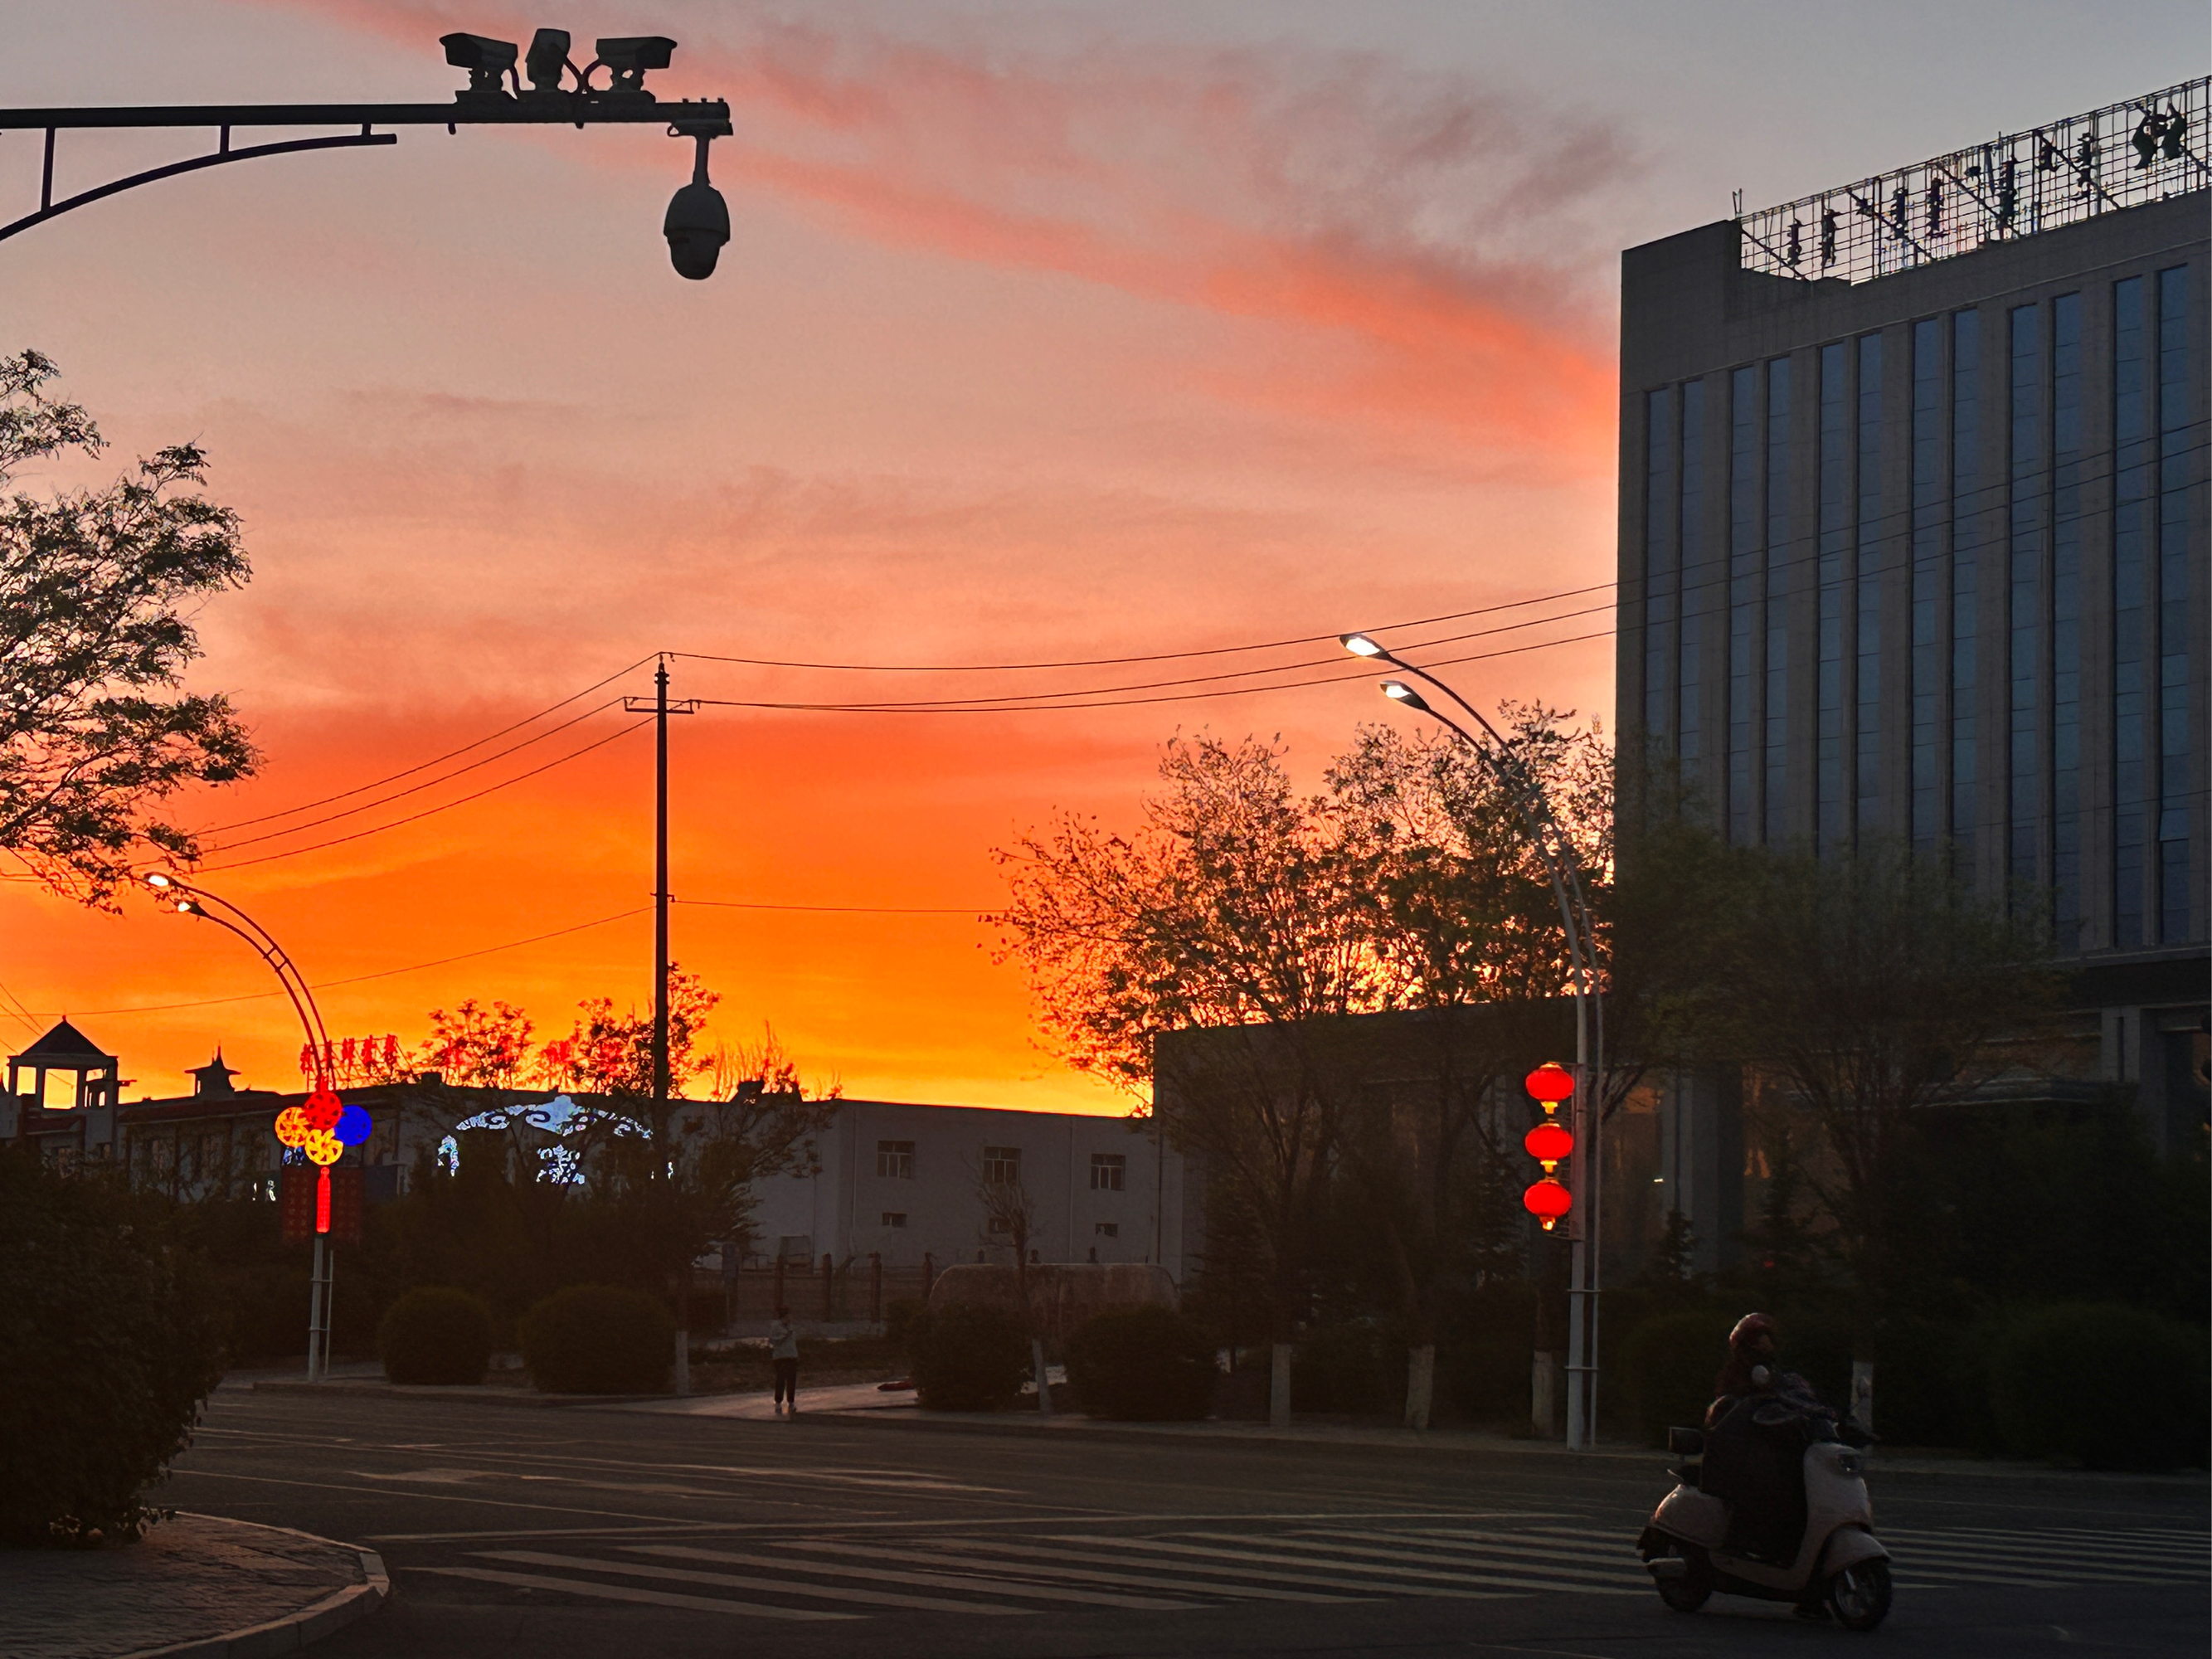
[0,1,2192,1111]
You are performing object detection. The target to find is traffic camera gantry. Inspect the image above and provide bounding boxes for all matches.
[0,27,734,278]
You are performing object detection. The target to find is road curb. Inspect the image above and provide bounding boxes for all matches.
[118,1518,388,1659]
[790,1407,2211,1497]
[250,1379,666,1408]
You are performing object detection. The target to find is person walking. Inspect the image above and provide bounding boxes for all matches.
[769,1305,799,1416]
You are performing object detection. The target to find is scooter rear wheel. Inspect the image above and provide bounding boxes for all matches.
[1826,1558,1892,1631]
[1654,1546,1714,1613]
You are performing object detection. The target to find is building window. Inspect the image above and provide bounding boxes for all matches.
[1728,362,1759,844]
[1679,377,1707,767]
[1095,1222,1119,1238]
[987,1216,1013,1234]
[1817,341,1849,853]
[2051,292,2084,950]
[2009,303,2044,897]
[876,1139,914,1180]
[1952,308,1982,878]
[1089,1153,1126,1192]
[1910,317,1943,849]
[1644,387,1677,751]
[880,1212,907,1228]
[982,1146,1021,1186]
[2115,275,2150,947]
[1764,355,1792,844]
[2156,265,2192,942]
[1855,331,1884,834]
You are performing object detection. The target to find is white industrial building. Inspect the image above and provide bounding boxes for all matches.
[745,1098,1198,1281]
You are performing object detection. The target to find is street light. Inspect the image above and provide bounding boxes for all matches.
[141,870,367,1380]
[1343,630,1607,1452]
[0,27,734,280]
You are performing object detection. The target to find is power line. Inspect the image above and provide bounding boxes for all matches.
[666,589,1614,674]
[197,718,651,872]
[689,625,1615,714]
[673,897,996,915]
[199,698,627,855]
[192,654,657,835]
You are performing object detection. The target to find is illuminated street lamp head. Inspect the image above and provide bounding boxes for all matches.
[174,898,202,916]
[1340,632,1386,659]
[1380,679,1432,713]
[143,872,173,889]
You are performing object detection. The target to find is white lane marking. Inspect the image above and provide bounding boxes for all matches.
[416,1564,857,1619]
[905,1539,1364,1602]
[1307,1531,1644,1578]
[660,1541,1201,1611]
[1196,1532,1639,1588]
[1035,1536,1490,1598]
[482,1550,1019,1616]
[1072,1535,1627,1597]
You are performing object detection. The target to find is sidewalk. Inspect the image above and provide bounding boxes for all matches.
[0,1512,386,1659]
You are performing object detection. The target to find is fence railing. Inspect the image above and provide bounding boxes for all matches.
[708,1256,945,1327]
[1738,77,2210,286]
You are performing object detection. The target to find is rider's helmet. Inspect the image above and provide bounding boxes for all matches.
[1728,1311,1777,1351]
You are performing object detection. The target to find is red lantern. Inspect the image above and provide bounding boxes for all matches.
[1523,1177,1573,1231]
[1524,1119,1574,1172]
[1524,1062,1575,1106]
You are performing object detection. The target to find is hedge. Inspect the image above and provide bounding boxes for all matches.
[910,1302,1030,1411]
[1067,1306,1218,1421]
[0,1149,226,1545]
[519,1284,673,1394]
[1991,1302,2210,1470]
[379,1287,493,1385]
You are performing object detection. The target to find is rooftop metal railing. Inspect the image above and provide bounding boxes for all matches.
[1738,76,2210,286]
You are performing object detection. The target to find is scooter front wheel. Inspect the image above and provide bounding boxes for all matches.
[1653,1545,1714,1613]
[1826,1558,1892,1631]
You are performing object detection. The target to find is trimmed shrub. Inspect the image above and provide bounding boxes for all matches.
[0,1149,226,1545]
[910,1301,1030,1411]
[1067,1306,1218,1421]
[378,1287,493,1385]
[519,1284,673,1394]
[1621,1307,1734,1447]
[1991,1302,2210,1470]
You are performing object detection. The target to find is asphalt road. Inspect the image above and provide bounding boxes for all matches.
[166,1388,2210,1659]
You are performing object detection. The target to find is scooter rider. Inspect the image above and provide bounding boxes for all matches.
[1705,1311,1833,1428]
[1701,1313,1842,1608]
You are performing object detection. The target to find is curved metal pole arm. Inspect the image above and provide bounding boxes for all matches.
[163,878,331,1086]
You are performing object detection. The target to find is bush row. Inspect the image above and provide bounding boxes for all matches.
[377,1282,674,1394]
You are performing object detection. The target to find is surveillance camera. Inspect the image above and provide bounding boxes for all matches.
[594,35,678,94]
[664,180,729,280]
[524,28,572,94]
[440,32,518,96]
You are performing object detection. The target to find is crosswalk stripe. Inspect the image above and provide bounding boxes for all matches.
[1265,1531,1641,1586]
[1884,1527,2210,1562]
[1039,1536,1500,1599]
[482,1550,1020,1616]
[1317,1530,1641,1574]
[700,1540,1202,1611]
[416,1564,857,1620]
[1870,1540,2208,1579]
[906,1539,1365,1602]
[1083,1535,1635,1597]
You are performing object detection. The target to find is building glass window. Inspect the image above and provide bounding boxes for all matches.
[1095,1222,1119,1238]
[2156,265,2193,941]
[2009,304,2044,894]
[876,1139,914,1180]
[880,1212,907,1228]
[1644,388,1676,754]
[982,1146,1022,1186]
[1089,1152,1127,1192]
[1817,342,1850,852]
[1728,364,1759,843]
[1680,378,1707,769]
[1952,310,1981,877]
[2050,293,2083,950]
[2113,275,2149,947]
[1765,355,1792,844]
[1910,318,1943,848]
[1856,332,1884,834]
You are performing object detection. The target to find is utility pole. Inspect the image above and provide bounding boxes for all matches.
[626,657,696,1389]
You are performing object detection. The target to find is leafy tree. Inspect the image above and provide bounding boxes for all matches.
[1714,839,2058,1421]
[420,999,536,1090]
[0,350,255,904]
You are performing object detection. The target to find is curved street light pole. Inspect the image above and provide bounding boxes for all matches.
[143,872,339,1379]
[1340,633,1606,1452]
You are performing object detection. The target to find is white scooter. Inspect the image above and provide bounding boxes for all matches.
[1636,1415,1892,1631]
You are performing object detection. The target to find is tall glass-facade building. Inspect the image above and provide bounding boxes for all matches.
[1620,80,2209,1170]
